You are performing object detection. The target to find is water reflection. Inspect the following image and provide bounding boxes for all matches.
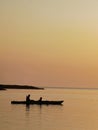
[25,104,63,117]
[26,104,43,111]
[26,104,30,111]
[26,104,63,111]
[3,89,98,130]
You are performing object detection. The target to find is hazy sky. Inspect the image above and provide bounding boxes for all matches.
[0,0,98,88]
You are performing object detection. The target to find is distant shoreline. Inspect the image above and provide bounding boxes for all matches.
[1,84,98,91]
[0,84,44,90]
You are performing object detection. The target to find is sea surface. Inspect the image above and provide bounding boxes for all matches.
[1,88,98,130]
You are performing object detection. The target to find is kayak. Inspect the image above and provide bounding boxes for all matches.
[11,100,64,105]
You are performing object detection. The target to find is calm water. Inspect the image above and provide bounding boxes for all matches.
[1,88,98,130]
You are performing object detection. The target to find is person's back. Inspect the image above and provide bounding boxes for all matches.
[26,94,30,102]
[39,97,42,102]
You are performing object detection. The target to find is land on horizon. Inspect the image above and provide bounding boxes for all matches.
[0,84,44,90]
[1,84,98,91]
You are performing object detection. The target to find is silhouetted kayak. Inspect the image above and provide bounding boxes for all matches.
[11,100,64,105]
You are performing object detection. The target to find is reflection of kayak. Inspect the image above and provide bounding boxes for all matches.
[11,100,64,105]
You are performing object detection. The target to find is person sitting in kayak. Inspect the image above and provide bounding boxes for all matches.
[39,97,42,102]
[26,94,30,102]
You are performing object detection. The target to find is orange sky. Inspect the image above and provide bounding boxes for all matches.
[0,0,98,88]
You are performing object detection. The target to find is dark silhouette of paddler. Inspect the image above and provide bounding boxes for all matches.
[39,97,42,101]
[26,94,30,104]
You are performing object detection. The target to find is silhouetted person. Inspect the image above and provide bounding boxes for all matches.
[26,94,30,103]
[39,97,42,102]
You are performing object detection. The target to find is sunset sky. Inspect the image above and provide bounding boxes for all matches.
[0,0,98,88]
